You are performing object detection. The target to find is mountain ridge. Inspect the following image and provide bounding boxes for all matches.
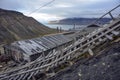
[0,8,56,44]
[49,17,111,25]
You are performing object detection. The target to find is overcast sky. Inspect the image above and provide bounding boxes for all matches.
[0,0,119,23]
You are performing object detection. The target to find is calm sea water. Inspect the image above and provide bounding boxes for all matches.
[44,24,87,30]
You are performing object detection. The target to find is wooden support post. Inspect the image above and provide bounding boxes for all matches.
[88,49,94,56]
[92,41,96,45]
[111,31,119,35]
[105,35,113,40]
[109,12,114,20]
[99,38,103,42]
[68,61,73,66]
[32,76,36,80]
[46,66,50,72]
[42,49,45,59]
[79,48,83,52]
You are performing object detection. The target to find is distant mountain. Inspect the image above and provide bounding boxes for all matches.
[49,18,111,25]
[0,8,56,44]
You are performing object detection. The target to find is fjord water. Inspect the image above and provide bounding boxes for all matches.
[44,24,87,30]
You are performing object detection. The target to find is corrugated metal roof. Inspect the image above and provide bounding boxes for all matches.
[11,34,72,56]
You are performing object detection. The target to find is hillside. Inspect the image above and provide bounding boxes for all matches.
[0,8,56,44]
[48,42,120,80]
[49,18,111,25]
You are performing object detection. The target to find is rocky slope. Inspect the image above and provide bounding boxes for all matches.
[48,42,120,80]
[0,8,56,44]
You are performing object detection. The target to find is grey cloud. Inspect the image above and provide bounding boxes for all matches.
[0,0,24,10]
[0,0,119,22]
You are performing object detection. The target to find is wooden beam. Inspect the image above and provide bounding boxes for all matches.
[88,49,94,56]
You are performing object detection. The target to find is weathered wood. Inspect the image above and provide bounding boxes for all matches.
[88,49,94,56]
[0,5,120,80]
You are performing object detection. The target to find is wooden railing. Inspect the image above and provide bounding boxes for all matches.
[93,4,120,24]
[0,4,120,80]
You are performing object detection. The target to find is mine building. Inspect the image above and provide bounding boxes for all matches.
[4,34,72,62]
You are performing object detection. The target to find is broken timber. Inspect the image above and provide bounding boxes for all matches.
[0,4,120,80]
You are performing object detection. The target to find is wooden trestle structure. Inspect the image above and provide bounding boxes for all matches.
[0,4,120,80]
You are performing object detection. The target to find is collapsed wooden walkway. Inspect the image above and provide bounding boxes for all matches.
[0,4,120,80]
